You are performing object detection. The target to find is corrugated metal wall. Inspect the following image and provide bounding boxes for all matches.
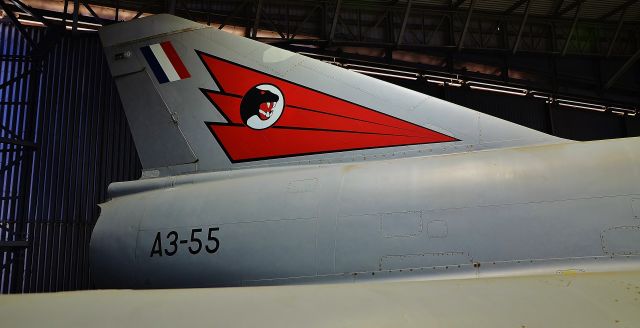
[1,23,141,293]
[1,22,638,294]
[1,20,37,295]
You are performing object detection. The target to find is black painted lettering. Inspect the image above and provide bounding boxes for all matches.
[189,228,203,254]
[165,231,178,256]
[205,227,220,253]
[150,232,163,257]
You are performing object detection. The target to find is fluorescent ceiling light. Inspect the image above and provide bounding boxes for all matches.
[469,85,526,96]
[469,81,526,93]
[558,102,606,112]
[44,15,102,27]
[345,63,418,77]
[17,18,45,26]
[64,25,98,31]
[426,79,445,85]
[349,69,417,80]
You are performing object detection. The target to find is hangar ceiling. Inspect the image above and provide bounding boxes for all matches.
[94,0,640,58]
[1,0,639,115]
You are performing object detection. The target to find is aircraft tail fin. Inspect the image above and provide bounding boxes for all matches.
[99,14,562,176]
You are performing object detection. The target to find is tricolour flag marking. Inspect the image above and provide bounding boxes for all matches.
[140,41,191,84]
[150,43,180,82]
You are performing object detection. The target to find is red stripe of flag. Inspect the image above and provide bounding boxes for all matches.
[161,41,191,79]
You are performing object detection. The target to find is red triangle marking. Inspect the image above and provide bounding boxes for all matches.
[198,51,458,162]
[208,124,453,162]
[200,53,432,134]
[279,106,448,138]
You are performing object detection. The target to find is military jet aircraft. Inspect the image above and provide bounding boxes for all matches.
[89,14,640,290]
[2,13,640,327]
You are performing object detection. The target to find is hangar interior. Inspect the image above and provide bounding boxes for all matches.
[0,0,639,293]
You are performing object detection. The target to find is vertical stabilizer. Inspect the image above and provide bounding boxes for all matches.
[99,15,563,176]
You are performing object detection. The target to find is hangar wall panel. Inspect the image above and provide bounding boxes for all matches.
[550,106,627,141]
[1,22,39,294]
[1,24,141,293]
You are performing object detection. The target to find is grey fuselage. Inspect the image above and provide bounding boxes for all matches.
[91,136,640,289]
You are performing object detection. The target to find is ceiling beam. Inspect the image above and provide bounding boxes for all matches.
[561,1,582,56]
[551,0,566,15]
[362,11,388,39]
[452,0,467,8]
[0,2,36,48]
[604,49,640,89]
[260,6,287,39]
[329,0,343,42]
[72,0,80,33]
[557,0,587,17]
[251,0,263,38]
[290,4,319,39]
[396,0,412,46]
[133,8,144,19]
[457,0,476,51]
[599,0,638,20]
[606,10,626,57]
[504,0,528,15]
[81,1,105,23]
[218,0,250,30]
[513,0,533,54]
[10,0,49,25]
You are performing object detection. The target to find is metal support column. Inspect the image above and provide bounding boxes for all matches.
[396,0,412,47]
[329,0,343,44]
[561,2,583,56]
[606,10,626,57]
[458,0,476,51]
[604,49,640,89]
[251,0,263,38]
[513,0,532,54]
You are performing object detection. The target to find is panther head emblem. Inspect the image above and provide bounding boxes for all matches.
[240,84,284,130]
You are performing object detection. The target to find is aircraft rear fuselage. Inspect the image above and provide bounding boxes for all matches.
[91,136,640,288]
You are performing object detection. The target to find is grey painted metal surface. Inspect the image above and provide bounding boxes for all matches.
[92,15,640,289]
[93,135,640,288]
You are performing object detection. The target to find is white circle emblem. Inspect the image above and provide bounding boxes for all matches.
[240,84,285,130]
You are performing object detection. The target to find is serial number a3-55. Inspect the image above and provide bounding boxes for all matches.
[150,227,220,257]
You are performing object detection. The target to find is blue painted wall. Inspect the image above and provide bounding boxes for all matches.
[1,23,141,293]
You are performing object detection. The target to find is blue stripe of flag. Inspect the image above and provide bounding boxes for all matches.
[140,45,169,84]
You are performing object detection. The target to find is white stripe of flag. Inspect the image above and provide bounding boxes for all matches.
[149,44,181,82]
